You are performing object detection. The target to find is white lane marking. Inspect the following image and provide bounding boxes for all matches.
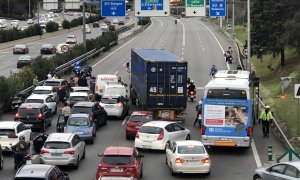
[153,17,163,27]
[27,43,44,45]
[251,140,262,167]
[194,20,230,70]
[114,71,119,75]
[92,21,154,68]
[178,19,186,47]
[122,118,127,125]
[123,62,127,66]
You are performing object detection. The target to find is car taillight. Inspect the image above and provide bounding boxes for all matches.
[201,125,206,135]
[8,134,18,138]
[40,150,49,154]
[157,130,164,140]
[175,158,185,164]
[88,129,93,135]
[201,158,210,164]
[95,85,98,92]
[117,103,123,108]
[15,113,20,120]
[64,150,75,154]
[247,127,253,136]
[136,131,139,138]
[37,113,43,119]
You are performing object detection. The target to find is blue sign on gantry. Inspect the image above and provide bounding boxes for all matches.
[101,0,126,17]
[209,0,226,17]
[141,0,164,10]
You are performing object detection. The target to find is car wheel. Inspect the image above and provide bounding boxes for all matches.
[253,175,261,180]
[186,134,191,140]
[74,157,79,169]
[0,154,3,170]
[82,148,86,159]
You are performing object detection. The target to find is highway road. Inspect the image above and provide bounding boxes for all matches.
[0,16,135,77]
[0,17,286,180]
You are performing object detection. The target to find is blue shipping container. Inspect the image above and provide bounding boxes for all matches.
[131,49,188,109]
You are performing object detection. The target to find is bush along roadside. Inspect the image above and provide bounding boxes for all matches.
[65,15,103,29]
[46,21,59,33]
[0,24,42,43]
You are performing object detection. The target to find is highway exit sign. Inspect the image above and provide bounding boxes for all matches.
[135,0,170,17]
[186,0,206,17]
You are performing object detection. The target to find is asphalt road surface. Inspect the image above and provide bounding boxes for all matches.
[0,17,286,180]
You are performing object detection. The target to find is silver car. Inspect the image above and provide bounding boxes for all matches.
[253,161,300,180]
[40,133,85,169]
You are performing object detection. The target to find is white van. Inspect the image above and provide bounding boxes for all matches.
[95,74,118,96]
[0,19,7,28]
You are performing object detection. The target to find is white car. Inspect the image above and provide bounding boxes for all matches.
[48,17,54,22]
[27,19,34,24]
[20,26,29,31]
[112,19,119,24]
[135,121,191,150]
[166,140,211,175]
[68,92,91,107]
[71,86,93,97]
[0,121,31,152]
[25,94,57,114]
[66,35,77,44]
[101,23,109,31]
[32,86,58,103]
[100,95,129,118]
[40,133,85,168]
[11,20,19,28]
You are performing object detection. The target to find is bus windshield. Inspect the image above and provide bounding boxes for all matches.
[206,89,247,100]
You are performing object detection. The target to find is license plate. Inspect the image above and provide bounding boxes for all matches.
[74,131,83,135]
[187,160,199,163]
[110,168,123,172]
[220,138,232,141]
[25,124,33,128]
[51,153,62,156]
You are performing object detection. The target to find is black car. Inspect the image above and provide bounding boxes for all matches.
[118,20,125,25]
[14,164,69,180]
[15,103,52,132]
[109,25,115,31]
[93,22,100,28]
[0,145,3,170]
[40,44,56,54]
[17,55,33,68]
[71,101,107,128]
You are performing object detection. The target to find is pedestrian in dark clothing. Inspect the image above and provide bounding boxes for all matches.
[92,94,107,126]
[78,76,88,87]
[193,100,202,127]
[57,86,67,108]
[90,76,96,94]
[259,105,273,138]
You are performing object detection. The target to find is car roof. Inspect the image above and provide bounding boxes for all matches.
[70,92,88,96]
[34,86,53,90]
[280,162,300,169]
[45,79,65,83]
[47,133,74,142]
[73,101,95,107]
[72,87,90,91]
[104,146,134,156]
[69,113,89,118]
[0,121,20,129]
[105,84,125,88]
[131,111,153,116]
[15,164,54,178]
[27,94,49,100]
[141,121,172,128]
[19,103,43,108]
[174,140,204,146]
[102,95,122,99]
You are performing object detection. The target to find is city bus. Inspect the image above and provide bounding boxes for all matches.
[201,70,252,147]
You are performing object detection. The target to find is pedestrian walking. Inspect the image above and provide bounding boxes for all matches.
[68,77,75,87]
[47,72,52,80]
[259,105,273,138]
[57,86,67,108]
[32,76,39,88]
[62,102,71,125]
[90,76,96,94]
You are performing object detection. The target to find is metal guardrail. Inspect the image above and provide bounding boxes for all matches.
[19,80,46,97]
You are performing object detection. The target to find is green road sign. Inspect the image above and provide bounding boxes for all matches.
[186,0,204,7]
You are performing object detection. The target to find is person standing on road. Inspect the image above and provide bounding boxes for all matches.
[62,102,71,125]
[57,86,67,108]
[47,72,52,80]
[32,76,38,88]
[259,105,273,138]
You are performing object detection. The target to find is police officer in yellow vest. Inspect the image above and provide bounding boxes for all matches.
[259,105,273,138]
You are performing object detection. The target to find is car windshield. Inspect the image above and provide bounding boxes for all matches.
[105,88,125,96]
[44,81,60,86]
[44,142,71,149]
[68,117,89,126]
[101,98,118,104]
[74,90,90,93]
[139,126,162,134]
[15,45,25,48]
[42,44,51,48]
[178,145,206,154]
[69,96,89,102]
[14,178,46,180]
[103,155,132,165]
[18,108,40,115]
[71,107,91,114]
[130,115,151,123]
[33,90,52,94]
[0,129,15,136]
[25,99,44,104]
[19,56,31,60]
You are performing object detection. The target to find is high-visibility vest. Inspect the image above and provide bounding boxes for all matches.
[260,111,273,121]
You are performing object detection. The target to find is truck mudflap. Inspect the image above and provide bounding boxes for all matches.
[156,110,185,124]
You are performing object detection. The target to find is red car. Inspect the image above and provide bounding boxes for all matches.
[96,146,143,180]
[125,111,153,139]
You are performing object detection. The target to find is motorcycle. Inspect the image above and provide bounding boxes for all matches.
[11,146,31,170]
[194,113,202,127]
[188,90,196,102]
[82,66,92,78]
[11,95,23,112]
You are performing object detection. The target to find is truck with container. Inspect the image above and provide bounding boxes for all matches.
[130,49,188,123]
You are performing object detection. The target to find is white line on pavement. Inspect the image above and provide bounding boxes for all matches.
[123,62,126,66]
[153,17,163,27]
[92,21,154,68]
[251,140,262,167]
[114,71,119,75]
[178,20,186,47]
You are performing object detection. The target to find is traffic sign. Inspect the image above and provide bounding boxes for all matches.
[185,0,206,17]
[209,0,226,17]
[277,148,300,163]
[61,45,69,53]
[135,0,170,17]
[101,0,126,17]
[294,84,300,99]
[227,22,232,29]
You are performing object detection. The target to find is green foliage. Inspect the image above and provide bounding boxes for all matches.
[46,22,59,33]
[0,24,43,43]
[71,18,79,27]
[31,56,55,80]
[62,20,71,29]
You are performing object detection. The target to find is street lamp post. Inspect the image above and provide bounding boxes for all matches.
[29,0,31,18]
[7,0,9,17]
[247,0,251,71]
[83,3,87,52]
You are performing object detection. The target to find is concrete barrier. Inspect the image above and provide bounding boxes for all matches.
[0,26,81,50]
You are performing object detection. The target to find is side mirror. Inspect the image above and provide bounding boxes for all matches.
[137,154,144,158]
